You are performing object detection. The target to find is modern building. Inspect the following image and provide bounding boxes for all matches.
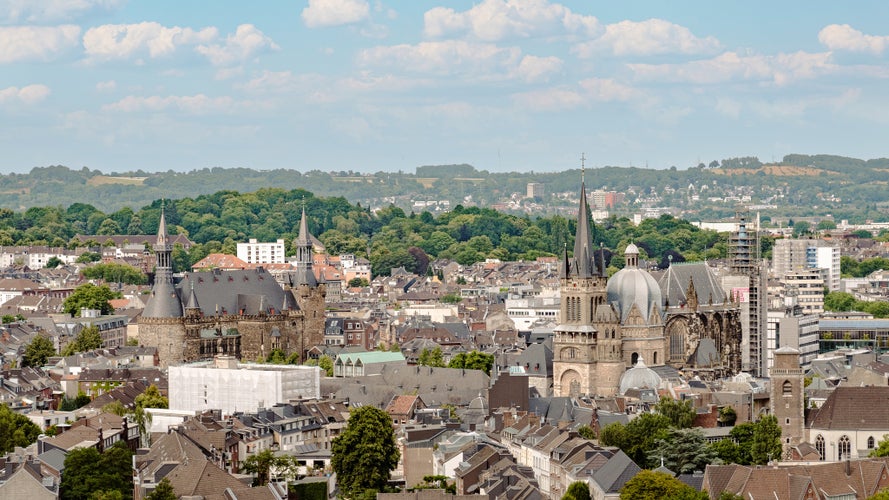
[168,356,321,415]
[526,182,544,199]
[773,239,841,292]
[236,238,286,265]
[780,269,825,315]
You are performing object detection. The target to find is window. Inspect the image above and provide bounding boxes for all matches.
[839,435,851,460]
[869,436,876,449]
[816,435,825,460]
[782,380,792,395]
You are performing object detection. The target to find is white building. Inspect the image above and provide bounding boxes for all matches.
[780,269,824,315]
[812,246,841,292]
[505,296,560,331]
[236,239,286,264]
[169,356,321,415]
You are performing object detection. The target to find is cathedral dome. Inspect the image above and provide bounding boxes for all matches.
[606,244,663,322]
[619,357,662,394]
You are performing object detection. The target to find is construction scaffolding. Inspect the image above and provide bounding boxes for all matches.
[729,210,766,376]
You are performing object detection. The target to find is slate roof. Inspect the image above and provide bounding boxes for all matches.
[807,386,889,430]
[659,262,727,307]
[591,450,641,494]
[177,267,296,316]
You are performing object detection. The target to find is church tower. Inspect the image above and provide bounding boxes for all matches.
[289,207,326,354]
[553,167,608,397]
[771,346,805,460]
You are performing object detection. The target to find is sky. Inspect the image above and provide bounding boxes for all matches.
[3,0,889,174]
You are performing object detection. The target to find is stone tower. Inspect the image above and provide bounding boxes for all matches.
[770,346,804,460]
[553,178,609,397]
[289,207,326,351]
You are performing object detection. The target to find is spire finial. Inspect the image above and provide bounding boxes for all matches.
[580,153,586,183]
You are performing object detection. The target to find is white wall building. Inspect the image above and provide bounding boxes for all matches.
[169,357,321,415]
[813,246,841,292]
[237,239,286,264]
[505,296,560,331]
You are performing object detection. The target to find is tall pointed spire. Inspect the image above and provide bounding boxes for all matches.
[143,201,183,318]
[293,205,318,287]
[572,157,595,278]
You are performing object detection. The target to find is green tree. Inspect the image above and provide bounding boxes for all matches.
[63,283,121,316]
[46,256,63,268]
[61,440,133,500]
[133,384,168,447]
[418,347,446,368]
[62,326,103,355]
[318,355,334,377]
[577,425,596,440]
[348,277,369,287]
[82,262,147,285]
[870,434,889,457]
[824,291,856,312]
[620,470,707,500]
[331,406,400,498]
[102,401,128,417]
[0,403,41,453]
[751,415,783,464]
[647,427,719,472]
[655,397,696,429]
[562,481,591,500]
[448,351,494,375]
[144,478,177,500]
[244,449,283,486]
[23,334,56,367]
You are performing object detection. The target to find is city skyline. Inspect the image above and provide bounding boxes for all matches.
[2,0,889,173]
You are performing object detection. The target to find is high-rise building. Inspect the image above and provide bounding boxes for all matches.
[773,239,841,292]
[526,182,544,199]
[729,211,767,376]
[237,238,286,264]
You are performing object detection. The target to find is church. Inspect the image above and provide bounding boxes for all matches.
[138,208,326,367]
[553,179,742,397]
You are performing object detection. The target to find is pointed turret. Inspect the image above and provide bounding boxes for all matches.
[143,206,183,318]
[293,207,318,287]
[573,182,594,277]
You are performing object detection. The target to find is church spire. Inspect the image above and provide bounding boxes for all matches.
[572,155,596,278]
[142,203,183,318]
[293,205,318,287]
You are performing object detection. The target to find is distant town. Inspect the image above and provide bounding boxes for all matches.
[3,168,889,500]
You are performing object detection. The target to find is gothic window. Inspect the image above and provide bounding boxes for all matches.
[839,435,851,460]
[782,380,792,395]
[815,435,825,460]
[869,436,876,449]
[670,332,684,362]
[569,379,581,398]
[631,352,639,365]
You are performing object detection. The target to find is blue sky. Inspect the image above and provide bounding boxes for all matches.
[2,0,889,174]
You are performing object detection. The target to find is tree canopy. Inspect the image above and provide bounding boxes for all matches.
[23,334,56,367]
[620,470,708,500]
[63,283,121,316]
[61,440,133,500]
[448,351,495,375]
[0,403,41,453]
[62,325,103,356]
[331,406,400,498]
[563,481,591,500]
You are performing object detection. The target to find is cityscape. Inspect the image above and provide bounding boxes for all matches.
[4,1,889,500]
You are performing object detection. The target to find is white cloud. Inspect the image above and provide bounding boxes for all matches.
[103,94,237,114]
[358,40,528,80]
[83,22,217,61]
[578,77,639,101]
[96,80,116,92]
[424,0,599,41]
[196,24,279,66]
[819,24,889,55]
[0,84,51,104]
[0,25,80,64]
[302,0,370,28]
[629,50,834,86]
[573,19,721,57]
[0,0,123,23]
[512,87,585,111]
[715,98,741,119]
[511,55,562,82]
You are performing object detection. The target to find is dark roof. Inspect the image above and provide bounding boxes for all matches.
[807,386,889,430]
[659,262,727,307]
[178,267,296,316]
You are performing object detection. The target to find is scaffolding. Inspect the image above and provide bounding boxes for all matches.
[729,210,765,376]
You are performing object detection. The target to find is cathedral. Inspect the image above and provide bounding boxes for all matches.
[138,208,326,367]
[553,180,741,397]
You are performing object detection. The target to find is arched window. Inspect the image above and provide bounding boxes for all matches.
[631,352,639,365]
[815,435,825,461]
[782,380,792,395]
[670,332,684,362]
[839,435,851,461]
[869,436,876,449]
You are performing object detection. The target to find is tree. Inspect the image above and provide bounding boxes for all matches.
[563,481,591,500]
[620,470,708,500]
[62,326,103,355]
[577,425,596,440]
[605,413,672,465]
[102,401,127,417]
[870,434,889,457]
[418,347,445,368]
[244,449,281,486]
[63,283,121,316]
[655,397,696,429]
[348,277,369,287]
[23,334,56,367]
[751,415,783,464]
[61,440,133,500]
[331,406,400,498]
[0,403,41,453]
[448,351,494,375]
[647,428,719,472]
[133,384,168,447]
[144,478,176,500]
[318,355,334,377]
[824,291,856,312]
[45,256,63,268]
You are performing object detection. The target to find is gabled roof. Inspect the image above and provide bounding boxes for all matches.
[807,386,889,430]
